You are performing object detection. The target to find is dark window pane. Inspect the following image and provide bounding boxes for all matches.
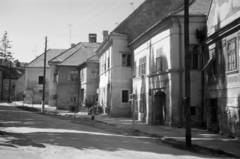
[38,76,43,84]
[122,90,129,103]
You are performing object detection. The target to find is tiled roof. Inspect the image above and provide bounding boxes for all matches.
[129,0,211,46]
[175,0,211,15]
[49,42,100,63]
[59,43,100,66]
[113,0,185,43]
[26,49,65,68]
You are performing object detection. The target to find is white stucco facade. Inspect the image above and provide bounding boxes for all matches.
[131,16,206,126]
[97,32,132,117]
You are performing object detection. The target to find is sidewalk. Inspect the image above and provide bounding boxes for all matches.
[3,101,240,157]
[80,114,240,158]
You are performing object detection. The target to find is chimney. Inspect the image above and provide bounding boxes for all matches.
[102,30,108,41]
[89,34,97,43]
[71,43,75,47]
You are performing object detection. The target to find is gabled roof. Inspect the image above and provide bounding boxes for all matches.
[26,49,65,68]
[129,0,211,46]
[113,0,185,43]
[49,42,100,64]
[58,43,100,66]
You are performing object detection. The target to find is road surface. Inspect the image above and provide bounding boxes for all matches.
[0,105,216,159]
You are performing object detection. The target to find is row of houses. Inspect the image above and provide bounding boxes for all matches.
[18,0,240,138]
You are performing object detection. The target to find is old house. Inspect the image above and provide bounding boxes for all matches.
[48,43,88,107]
[129,0,211,126]
[78,54,99,108]
[204,0,240,137]
[96,0,189,117]
[48,35,100,110]
[96,32,132,117]
[0,65,25,101]
[24,49,65,104]
[56,43,100,110]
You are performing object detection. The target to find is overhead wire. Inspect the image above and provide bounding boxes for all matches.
[35,0,143,53]
[71,0,130,37]
[47,0,106,39]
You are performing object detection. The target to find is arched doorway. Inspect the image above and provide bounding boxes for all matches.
[153,91,166,125]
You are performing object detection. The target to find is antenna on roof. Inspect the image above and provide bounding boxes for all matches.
[68,24,72,47]
[33,45,37,58]
[130,3,134,11]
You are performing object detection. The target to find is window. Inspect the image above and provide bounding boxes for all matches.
[209,49,217,76]
[190,45,199,70]
[106,50,110,69]
[67,70,78,82]
[38,76,44,84]
[133,61,136,78]
[107,56,110,69]
[139,56,146,76]
[128,101,132,111]
[135,100,138,112]
[80,70,84,82]
[92,68,98,79]
[100,56,103,73]
[156,48,163,72]
[210,98,218,122]
[70,96,77,102]
[122,90,129,103]
[191,106,196,116]
[4,83,8,91]
[53,73,58,82]
[227,39,237,72]
[100,54,106,73]
[122,54,131,67]
[103,54,106,72]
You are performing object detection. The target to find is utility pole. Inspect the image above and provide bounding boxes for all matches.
[41,37,47,113]
[184,0,191,147]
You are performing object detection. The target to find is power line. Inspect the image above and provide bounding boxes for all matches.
[72,1,131,38]
[38,1,144,50]
[72,0,117,32]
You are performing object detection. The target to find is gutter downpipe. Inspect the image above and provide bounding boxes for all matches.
[177,17,183,128]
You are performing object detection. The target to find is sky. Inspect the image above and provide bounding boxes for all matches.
[0,0,145,63]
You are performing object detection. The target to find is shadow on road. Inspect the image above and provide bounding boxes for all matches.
[0,105,238,159]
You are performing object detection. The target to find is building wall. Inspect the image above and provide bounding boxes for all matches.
[79,62,99,108]
[15,74,25,101]
[24,67,50,104]
[2,79,16,101]
[132,17,205,126]
[48,64,58,106]
[57,66,78,110]
[205,0,240,138]
[86,62,99,101]
[99,34,132,117]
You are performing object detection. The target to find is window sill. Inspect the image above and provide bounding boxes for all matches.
[226,70,238,75]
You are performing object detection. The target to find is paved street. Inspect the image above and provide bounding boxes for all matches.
[0,105,218,159]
